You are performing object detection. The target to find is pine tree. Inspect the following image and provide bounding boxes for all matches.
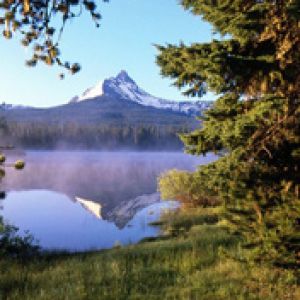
[157,0,300,269]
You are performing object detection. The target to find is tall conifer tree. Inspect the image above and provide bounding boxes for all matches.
[157,0,300,268]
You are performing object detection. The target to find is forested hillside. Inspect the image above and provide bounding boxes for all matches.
[0,97,198,149]
[5,122,188,149]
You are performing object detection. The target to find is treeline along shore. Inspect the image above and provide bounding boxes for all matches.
[1,121,191,150]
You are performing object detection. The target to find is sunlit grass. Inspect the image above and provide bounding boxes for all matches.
[0,207,299,299]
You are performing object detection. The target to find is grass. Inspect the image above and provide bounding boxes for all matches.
[0,207,299,299]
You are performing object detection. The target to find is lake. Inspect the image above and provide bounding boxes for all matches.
[0,151,215,252]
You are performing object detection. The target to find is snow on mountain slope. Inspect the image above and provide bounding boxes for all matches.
[70,71,212,115]
[70,80,103,103]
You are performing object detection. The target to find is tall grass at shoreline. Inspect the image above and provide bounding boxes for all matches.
[0,208,299,299]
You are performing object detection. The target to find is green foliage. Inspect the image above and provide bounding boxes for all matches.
[14,160,25,169]
[159,168,220,207]
[0,221,39,258]
[157,1,300,98]
[0,208,298,299]
[0,0,109,75]
[0,151,25,174]
[157,0,300,270]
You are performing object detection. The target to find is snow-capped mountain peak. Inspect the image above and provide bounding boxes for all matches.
[115,70,135,83]
[70,71,212,115]
[102,71,152,103]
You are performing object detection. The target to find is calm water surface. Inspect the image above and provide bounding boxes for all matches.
[0,151,215,252]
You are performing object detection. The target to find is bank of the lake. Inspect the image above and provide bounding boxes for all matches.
[1,207,298,300]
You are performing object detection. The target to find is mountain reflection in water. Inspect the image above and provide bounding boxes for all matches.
[0,151,215,251]
[76,197,103,219]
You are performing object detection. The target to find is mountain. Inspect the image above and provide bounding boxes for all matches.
[0,71,212,125]
[70,70,212,116]
[1,95,198,127]
[0,72,211,127]
[0,71,212,149]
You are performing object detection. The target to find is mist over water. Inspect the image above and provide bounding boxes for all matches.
[0,151,216,251]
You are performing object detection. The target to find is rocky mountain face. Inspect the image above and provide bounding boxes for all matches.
[70,71,212,116]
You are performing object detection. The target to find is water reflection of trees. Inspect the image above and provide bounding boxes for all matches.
[2,152,204,228]
[3,152,202,208]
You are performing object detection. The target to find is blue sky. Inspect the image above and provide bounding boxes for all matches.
[0,0,213,107]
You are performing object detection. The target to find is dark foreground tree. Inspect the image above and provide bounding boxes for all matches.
[0,0,108,76]
[158,1,300,270]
